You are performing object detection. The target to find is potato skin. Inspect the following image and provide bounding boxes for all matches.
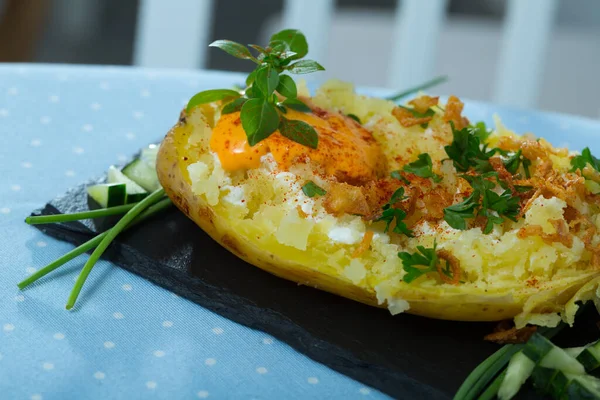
[157,119,382,308]
[157,113,599,322]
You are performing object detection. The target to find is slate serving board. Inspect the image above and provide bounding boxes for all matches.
[31,179,600,399]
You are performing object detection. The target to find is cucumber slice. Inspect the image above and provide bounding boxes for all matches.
[566,347,587,359]
[567,374,600,399]
[523,333,555,363]
[86,183,127,208]
[140,144,159,163]
[532,368,600,399]
[121,158,160,192]
[107,165,148,204]
[541,347,586,375]
[577,341,600,372]
[498,351,536,400]
[531,367,571,399]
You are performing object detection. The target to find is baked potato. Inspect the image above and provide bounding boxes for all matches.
[157,79,600,327]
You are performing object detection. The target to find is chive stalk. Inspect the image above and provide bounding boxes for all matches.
[385,75,448,102]
[18,234,106,290]
[477,370,506,400]
[66,188,165,310]
[25,203,137,225]
[18,197,171,291]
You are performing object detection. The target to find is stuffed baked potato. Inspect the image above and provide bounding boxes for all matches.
[157,79,600,327]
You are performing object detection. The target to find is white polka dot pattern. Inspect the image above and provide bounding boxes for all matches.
[9,66,588,399]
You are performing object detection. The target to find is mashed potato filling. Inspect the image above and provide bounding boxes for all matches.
[183,80,600,327]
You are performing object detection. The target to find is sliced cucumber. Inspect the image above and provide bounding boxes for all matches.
[523,333,555,363]
[541,347,586,375]
[498,351,536,400]
[107,165,148,203]
[532,367,600,399]
[86,183,127,208]
[577,341,600,372]
[121,158,160,192]
[531,367,571,399]
[566,347,587,359]
[567,374,600,399]
[140,144,159,164]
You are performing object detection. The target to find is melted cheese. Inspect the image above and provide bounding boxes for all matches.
[209,107,386,185]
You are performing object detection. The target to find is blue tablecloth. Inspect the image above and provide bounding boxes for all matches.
[0,64,598,400]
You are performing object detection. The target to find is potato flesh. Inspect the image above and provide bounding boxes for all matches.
[157,82,600,325]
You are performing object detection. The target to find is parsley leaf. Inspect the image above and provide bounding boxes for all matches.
[523,158,532,178]
[346,113,361,124]
[443,174,521,233]
[377,208,414,237]
[445,123,528,176]
[479,189,520,233]
[443,191,480,230]
[301,181,326,197]
[385,187,408,208]
[471,121,492,143]
[376,187,413,237]
[403,153,442,183]
[444,123,495,172]
[571,147,600,173]
[390,170,410,185]
[503,149,523,174]
[398,242,439,283]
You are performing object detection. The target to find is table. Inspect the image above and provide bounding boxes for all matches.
[0,64,388,400]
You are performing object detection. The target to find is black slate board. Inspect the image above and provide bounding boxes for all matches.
[31,181,600,399]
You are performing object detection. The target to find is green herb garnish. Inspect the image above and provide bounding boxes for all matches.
[443,173,520,233]
[346,113,361,124]
[399,242,439,283]
[471,121,492,143]
[301,181,326,197]
[503,149,523,174]
[385,75,448,102]
[443,191,479,231]
[403,153,442,183]
[25,203,137,225]
[221,97,247,114]
[187,29,324,149]
[376,208,413,237]
[66,189,166,309]
[523,157,532,179]
[445,122,529,176]
[390,170,410,185]
[385,187,408,208]
[18,197,172,292]
[375,187,413,237]
[571,147,600,173]
[444,122,496,173]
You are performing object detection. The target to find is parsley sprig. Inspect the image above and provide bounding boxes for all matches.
[301,181,326,197]
[444,122,497,173]
[399,242,440,283]
[186,29,324,148]
[444,122,528,175]
[571,147,600,173]
[398,240,457,284]
[375,187,413,237]
[444,173,520,234]
[403,153,442,183]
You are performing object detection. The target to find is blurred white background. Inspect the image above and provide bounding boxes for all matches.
[1,0,598,118]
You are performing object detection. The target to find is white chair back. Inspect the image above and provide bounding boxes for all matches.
[133,0,559,109]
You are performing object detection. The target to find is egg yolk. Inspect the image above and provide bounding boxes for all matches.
[209,106,386,185]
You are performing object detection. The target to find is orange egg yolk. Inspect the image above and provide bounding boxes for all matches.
[209,106,386,185]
